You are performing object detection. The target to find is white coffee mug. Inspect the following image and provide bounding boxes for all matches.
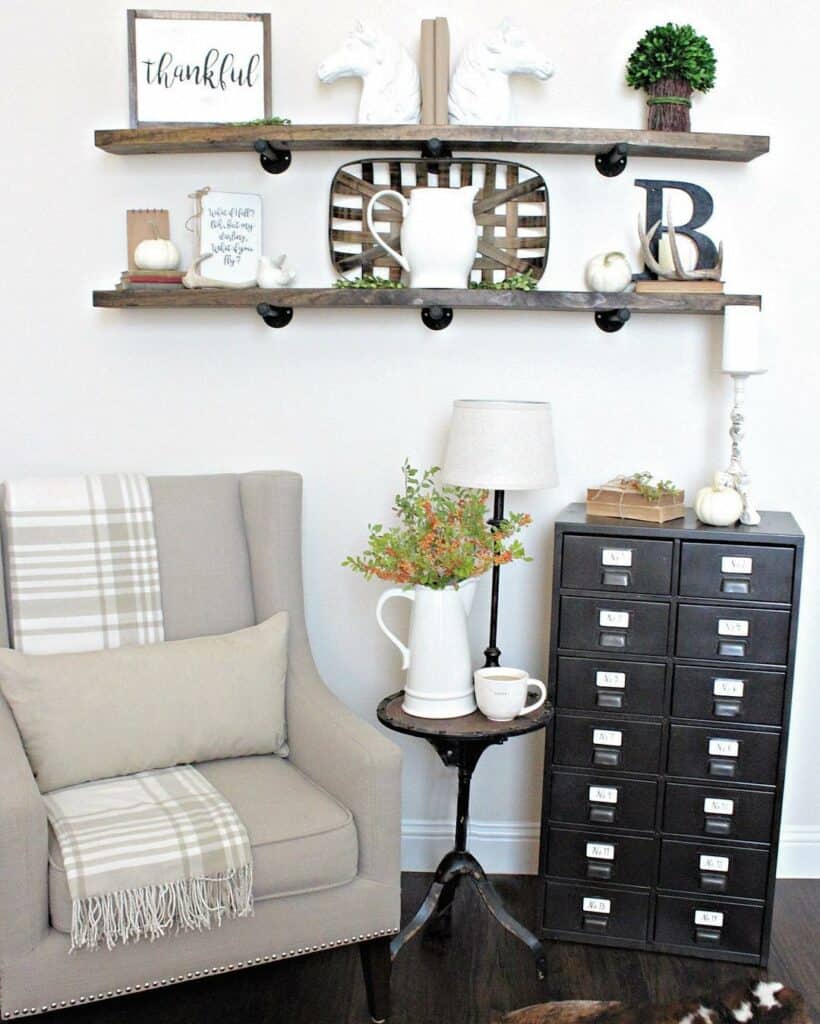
[474,667,547,722]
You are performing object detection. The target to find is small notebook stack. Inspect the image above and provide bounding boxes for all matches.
[117,269,184,290]
[420,17,450,124]
[635,279,724,294]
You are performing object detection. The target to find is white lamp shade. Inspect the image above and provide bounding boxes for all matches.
[441,400,558,491]
[722,306,765,374]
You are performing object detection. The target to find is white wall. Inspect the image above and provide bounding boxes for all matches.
[1,0,818,875]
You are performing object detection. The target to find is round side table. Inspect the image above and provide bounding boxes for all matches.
[377,691,553,979]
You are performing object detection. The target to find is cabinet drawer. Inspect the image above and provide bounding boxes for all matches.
[547,827,657,887]
[559,596,670,656]
[667,724,779,786]
[672,666,785,726]
[556,657,666,716]
[663,782,775,844]
[680,542,794,604]
[545,881,649,941]
[654,894,764,956]
[659,839,769,900]
[676,605,790,665]
[562,535,674,594]
[555,713,663,774]
[550,770,658,831]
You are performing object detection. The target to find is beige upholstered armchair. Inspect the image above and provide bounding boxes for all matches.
[0,471,401,1021]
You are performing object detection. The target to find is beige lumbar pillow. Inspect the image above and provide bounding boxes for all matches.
[0,612,289,793]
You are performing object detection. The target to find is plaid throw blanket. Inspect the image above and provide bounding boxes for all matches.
[4,474,254,951]
[4,473,164,653]
[44,767,253,952]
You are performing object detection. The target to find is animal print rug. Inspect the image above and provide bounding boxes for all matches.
[501,980,809,1024]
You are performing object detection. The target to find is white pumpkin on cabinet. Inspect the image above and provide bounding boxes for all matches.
[695,473,744,527]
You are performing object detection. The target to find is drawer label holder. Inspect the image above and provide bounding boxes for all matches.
[589,785,618,804]
[700,854,730,873]
[600,609,630,629]
[718,619,750,637]
[694,909,724,928]
[704,797,735,816]
[582,897,611,915]
[722,555,753,575]
[713,678,745,697]
[709,738,740,758]
[593,728,623,747]
[586,843,615,861]
[596,670,626,689]
[602,548,633,568]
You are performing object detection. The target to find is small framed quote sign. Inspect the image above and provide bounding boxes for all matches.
[128,10,272,127]
[188,188,262,286]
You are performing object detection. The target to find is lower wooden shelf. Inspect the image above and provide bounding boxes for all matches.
[93,286,761,332]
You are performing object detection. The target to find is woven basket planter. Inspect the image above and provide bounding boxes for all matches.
[646,75,693,131]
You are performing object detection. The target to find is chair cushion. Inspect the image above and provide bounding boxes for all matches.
[48,755,358,934]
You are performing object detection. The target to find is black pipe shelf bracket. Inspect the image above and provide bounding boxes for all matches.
[256,302,294,328]
[595,143,628,177]
[421,305,454,331]
[595,308,631,333]
[254,138,292,174]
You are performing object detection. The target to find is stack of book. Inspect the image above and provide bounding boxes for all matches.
[420,18,450,124]
[635,279,724,294]
[117,269,184,290]
[587,477,686,523]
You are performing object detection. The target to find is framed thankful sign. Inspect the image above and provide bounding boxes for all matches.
[127,10,272,127]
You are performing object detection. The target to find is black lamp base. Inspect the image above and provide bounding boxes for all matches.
[483,489,505,668]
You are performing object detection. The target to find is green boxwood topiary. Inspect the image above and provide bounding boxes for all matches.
[626,23,716,93]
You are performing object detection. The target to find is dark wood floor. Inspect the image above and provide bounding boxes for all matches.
[58,875,819,1024]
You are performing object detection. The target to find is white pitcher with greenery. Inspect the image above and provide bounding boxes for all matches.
[344,463,532,718]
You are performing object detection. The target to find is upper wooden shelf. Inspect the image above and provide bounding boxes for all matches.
[94,124,769,165]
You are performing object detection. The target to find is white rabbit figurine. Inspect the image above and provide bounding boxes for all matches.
[257,255,296,288]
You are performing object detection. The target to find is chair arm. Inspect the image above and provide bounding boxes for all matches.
[0,696,48,960]
[286,646,401,888]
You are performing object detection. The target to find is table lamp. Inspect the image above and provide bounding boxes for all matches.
[441,400,558,668]
[721,306,767,526]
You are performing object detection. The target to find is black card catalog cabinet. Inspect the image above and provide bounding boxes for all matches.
[539,505,803,965]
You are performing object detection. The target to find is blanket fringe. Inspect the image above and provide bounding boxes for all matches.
[70,864,253,952]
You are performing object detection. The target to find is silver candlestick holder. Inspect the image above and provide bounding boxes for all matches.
[723,369,766,526]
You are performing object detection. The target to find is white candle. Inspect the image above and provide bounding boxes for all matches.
[722,306,764,374]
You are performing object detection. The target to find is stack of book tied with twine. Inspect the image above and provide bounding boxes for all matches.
[587,477,686,523]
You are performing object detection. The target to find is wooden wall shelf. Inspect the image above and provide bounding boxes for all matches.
[94,124,769,174]
[92,287,761,332]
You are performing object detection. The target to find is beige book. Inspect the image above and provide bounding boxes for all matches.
[434,17,450,124]
[420,19,436,125]
[635,279,724,294]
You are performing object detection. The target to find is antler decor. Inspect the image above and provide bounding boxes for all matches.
[638,208,724,281]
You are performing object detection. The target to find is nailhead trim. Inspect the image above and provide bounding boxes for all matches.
[2,928,398,1017]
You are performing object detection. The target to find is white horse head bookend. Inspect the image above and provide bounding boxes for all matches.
[449,19,554,125]
[317,21,420,124]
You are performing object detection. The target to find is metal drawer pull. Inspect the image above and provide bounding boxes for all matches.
[586,861,613,881]
[713,697,742,718]
[582,896,611,931]
[694,909,724,944]
[708,759,737,779]
[704,815,732,836]
[597,690,624,709]
[593,728,622,767]
[593,747,621,767]
[585,841,615,880]
[588,785,618,824]
[703,798,734,836]
[718,640,746,657]
[721,578,750,595]
[589,805,615,824]
[699,871,728,892]
[708,737,739,777]
[602,570,630,587]
[600,632,626,648]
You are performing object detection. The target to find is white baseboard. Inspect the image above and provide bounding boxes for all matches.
[401,819,820,878]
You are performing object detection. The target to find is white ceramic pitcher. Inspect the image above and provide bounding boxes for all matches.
[376,579,477,718]
[366,185,480,288]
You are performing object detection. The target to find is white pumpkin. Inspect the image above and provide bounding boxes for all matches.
[134,237,180,271]
[585,251,633,292]
[695,473,743,526]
